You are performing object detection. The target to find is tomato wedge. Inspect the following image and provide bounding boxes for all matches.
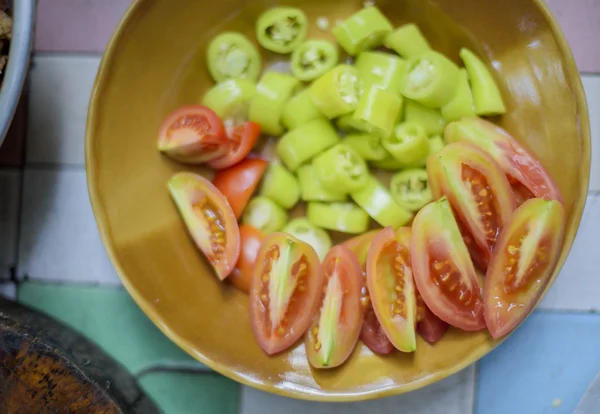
[411,197,485,331]
[427,142,516,270]
[367,227,417,352]
[445,117,563,203]
[158,105,229,163]
[484,199,564,339]
[342,231,395,355]
[306,246,363,368]
[229,225,266,293]
[208,121,262,170]
[249,233,322,355]
[212,157,268,219]
[168,172,240,280]
[416,291,448,344]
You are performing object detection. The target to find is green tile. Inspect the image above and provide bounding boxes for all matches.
[140,371,239,414]
[18,282,205,374]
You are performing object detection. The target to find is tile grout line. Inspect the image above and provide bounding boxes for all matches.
[33,51,104,59]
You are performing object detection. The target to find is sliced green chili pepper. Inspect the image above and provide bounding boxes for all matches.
[400,50,460,108]
[355,51,406,93]
[259,163,300,209]
[291,40,339,81]
[312,144,369,193]
[343,133,388,161]
[202,79,256,124]
[404,99,446,136]
[336,113,364,132]
[332,7,393,56]
[350,176,412,228]
[404,135,447,168]
[384,24,431,58]
[297,165,347,202]
[307,202,369,234]
[441,69,475,122]
[310,64,362,119]
[381,121,429,166]
[248,71,299,136]
[352,86,403,139]
[207,32,262,83]
[256,7,308,54]
[277,118,340,171]
[282,218,332,260]
[242,196,288,233]
[459,48,506,116]
[370,152,405,171]
[390,169,433,211]
[281,88,324,130]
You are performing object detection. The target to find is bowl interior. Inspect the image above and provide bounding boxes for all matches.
[86,0,590,401]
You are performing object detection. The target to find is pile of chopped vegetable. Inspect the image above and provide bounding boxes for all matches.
[157,5,566,369]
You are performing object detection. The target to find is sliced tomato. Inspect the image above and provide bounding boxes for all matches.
[229,225,267,293]
[455,216,490,271]
[445,117,563,203]
[411,197,485,331]
[427,142,516,270]
[249,233,322,355]
[212,158,268,219]
[168,172,240,280]
[416,291,448,344]
[366,227,417,352]
[306,246,363,368]
[341,230,380,270]
[484,199,564,339]
[511,181,535,207]
[158,105,229,163]
[208,121,262,170]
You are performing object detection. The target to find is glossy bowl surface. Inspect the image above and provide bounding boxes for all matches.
[86,0,590,401]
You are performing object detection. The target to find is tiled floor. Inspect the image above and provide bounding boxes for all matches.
[0,1,598,413]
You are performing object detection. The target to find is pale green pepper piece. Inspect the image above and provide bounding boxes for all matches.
[441,69,475,122]
[259,163,300,209]
[384,24,431,58]
[297,165,347,202]
[256,7,308,54]
[390,169,432,211]
[343,133,388,161]
[291,39,339,81]
[310,64,362,119]
[404,99,446,136]
[282,88,325,130]
[242,196,288,233]
[207,32,262,82]
[312,144,369,193]
[248,71,299,136]
[307,202,369,234]
[370,152,405,171]
[352,86,403,139]
[381,121,429,166]
[405,135,447,168]
[459,48,506,116]
[355,51,406,93]
[350,176,412,228]
[283,218,332,260]
[202,79,256,124]
[336,113,364,132]
[332,7,393,56]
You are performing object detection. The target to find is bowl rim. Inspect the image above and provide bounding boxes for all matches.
[85,0,591,402]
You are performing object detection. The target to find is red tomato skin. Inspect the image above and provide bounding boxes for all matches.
[417,307,449,344]
[229,225,266,293]
[208,122,261,170]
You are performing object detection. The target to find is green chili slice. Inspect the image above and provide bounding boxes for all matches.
[390,169,433,211]
[400,50,460,108]
[404,99,446,136]
[207,32,261,83]
[336,113,364,132]
[242,196,288,233]
[369,152,405,171]
[256,7,308,54]
[350,176,412,228]
[343,133,388,161]
[282,88,325,130]
[307,202,369,234]
[202,79,256,125]
[403,135,447,168]
[459,48,506,116]
[297,165,347,202]
[277,118,340,171]
[352,86,403,138]
[355,51,406,93]
[312,144,369,193]
[332,7,393,56]
[441,69,475,122]
[282,218,332,260]
[384,24,431,58]
[381,121,429,166]
[291,40,339,82]
[248,71,299,136]
[310,64,362,119]
[259,163,301,209]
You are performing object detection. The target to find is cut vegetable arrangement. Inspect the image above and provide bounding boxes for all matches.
[157,5,566,368]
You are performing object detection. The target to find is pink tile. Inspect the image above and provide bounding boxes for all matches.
[34,0,132,53]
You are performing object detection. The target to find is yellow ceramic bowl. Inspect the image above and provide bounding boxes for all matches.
[86,0,590,401]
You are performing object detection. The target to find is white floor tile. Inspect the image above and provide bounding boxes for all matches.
[18,168,121,284]
[582,75,600,192]
[0,170,20,280]
[27,55,101,166]
[240,366,475,414]
[540,193,600,311]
